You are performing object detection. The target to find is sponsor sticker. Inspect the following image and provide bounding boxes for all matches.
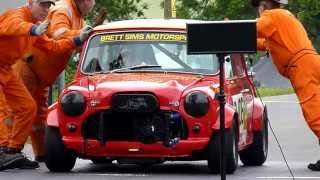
[100,32,187,43]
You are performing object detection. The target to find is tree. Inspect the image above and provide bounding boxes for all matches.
[175,0,320,50]
[175,0,256,20]
[87,0,148,23]
[288,0,320,50]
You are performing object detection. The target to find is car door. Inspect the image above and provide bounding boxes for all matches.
[225,54,254,147]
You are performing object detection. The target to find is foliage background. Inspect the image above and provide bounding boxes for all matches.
[87,0,148,22]
[174,0,320,50]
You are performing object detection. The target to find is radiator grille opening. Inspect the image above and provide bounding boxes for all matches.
[82,110,188,145]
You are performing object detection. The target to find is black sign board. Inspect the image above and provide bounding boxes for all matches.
[187,20,257,54]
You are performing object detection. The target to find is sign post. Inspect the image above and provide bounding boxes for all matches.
[187,20,257,180]
[164,0,172,19]
[171,0,176,18]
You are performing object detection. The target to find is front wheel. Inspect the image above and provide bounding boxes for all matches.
[44,127,77,172]
[207,123,238,174]
[239,109,268,166]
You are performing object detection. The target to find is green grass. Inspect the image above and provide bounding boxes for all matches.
[257,87,294,97]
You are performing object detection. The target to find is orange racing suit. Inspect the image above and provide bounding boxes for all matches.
[257,9,320,138]
[0,6,77,150]
[13,0,85,157]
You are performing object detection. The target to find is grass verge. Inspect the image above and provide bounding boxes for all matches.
[257,87,294,97]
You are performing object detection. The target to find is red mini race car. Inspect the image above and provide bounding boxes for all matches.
[44,19,268,174]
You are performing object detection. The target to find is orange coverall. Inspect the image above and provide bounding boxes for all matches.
[257,9,320,138]
[13,0,85,157]
[0,6,77,150]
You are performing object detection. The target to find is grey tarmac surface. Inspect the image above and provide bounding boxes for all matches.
[0,94,320,180]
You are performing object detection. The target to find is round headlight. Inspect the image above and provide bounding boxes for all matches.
[184,91,209,117]
[61,91,86,117]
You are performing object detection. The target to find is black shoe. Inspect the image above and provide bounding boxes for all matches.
[35,155,45,163]
[5,148,39,169]
[17,156,39,169]
[0,152,24,171]
[0,146,6,153]
[308,160,320,171]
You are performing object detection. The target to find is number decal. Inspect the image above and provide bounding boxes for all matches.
[232,94,248,130]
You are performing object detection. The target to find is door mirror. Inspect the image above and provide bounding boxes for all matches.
[247,71,256,78]
[72,53,80,64]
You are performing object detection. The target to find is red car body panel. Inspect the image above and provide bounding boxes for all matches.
[47,19,266,160]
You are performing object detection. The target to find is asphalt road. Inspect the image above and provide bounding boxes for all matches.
[1,94,320,180]
[253,57,291,88]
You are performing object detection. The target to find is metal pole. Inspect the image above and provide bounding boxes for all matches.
[48,86,53,105]
[171,0,176,18]
[164,0,172,19]
[217,54,226,180]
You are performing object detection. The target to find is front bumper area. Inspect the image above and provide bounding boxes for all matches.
[63,137,209,158]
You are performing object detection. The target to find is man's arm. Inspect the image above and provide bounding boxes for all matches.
[48,10,81,39]
[33,24,92,54]
[257,38,267,51]
[33,34,79,54]
[256,11,276,38]
[0,8,34,36]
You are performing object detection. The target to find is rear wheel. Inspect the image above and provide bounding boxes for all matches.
[207,123,238,174]
[44,127,77,172]
[239,109,268,166]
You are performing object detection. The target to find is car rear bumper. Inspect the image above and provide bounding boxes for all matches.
[63,137,209,158]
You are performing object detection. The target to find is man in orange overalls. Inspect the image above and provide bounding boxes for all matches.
[251,0,320,170]
[0,0,92,170]
[12,0,102,163]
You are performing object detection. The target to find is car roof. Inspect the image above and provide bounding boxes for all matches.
[94,19,205,31]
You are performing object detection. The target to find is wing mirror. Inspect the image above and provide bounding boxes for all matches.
[72,53,80,64]
[225,55,231,62]
[247,71,256,77]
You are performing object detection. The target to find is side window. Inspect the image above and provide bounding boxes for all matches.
[231,54,245,77]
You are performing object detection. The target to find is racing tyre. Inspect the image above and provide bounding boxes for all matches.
[45,127,77,172]
[239,109,268,166]
[207,123,238,174]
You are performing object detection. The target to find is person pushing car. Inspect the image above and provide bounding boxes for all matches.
[0,0,92,170]
[251,0,320,171]
[11,0,105,164]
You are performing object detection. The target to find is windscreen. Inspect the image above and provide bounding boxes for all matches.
[82,32,219,74]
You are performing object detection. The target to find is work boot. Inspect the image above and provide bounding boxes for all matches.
[6,148,39,169]
[35,155,45,163]
[308,160,320,171]
[0,146,6,154]
[0,148,24,171]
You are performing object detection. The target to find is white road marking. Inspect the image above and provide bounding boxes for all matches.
[263,100,298,104]
[257,177,320,179]
[75,173,149,177]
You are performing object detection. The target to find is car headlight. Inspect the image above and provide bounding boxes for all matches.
[61,91,86,117]
[184,91,209,117]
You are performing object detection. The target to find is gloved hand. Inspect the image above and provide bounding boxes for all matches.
[33,20,50,36]
[80,25,93,42]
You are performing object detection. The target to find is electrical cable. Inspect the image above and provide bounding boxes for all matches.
[251,68,295,180]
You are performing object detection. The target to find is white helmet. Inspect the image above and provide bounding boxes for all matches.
[274,0,288,4]
[251,0,288,7]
